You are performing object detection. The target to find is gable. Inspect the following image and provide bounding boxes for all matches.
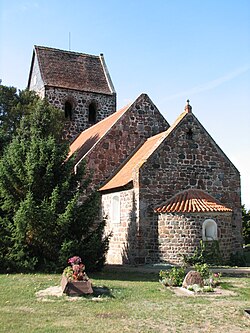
[71,93,170,187]
[137,107,241,211]
[70,93,169,166]
[99,131,166,191]
[100,105,240,200]
[68,103,131,164]
[139,109,241,185]
[99,111,187,191]
[28,46,115,95]
[27,50,45,96]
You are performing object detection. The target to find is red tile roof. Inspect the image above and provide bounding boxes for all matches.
[99,111,187,191]
[68,104,131,162]
[154,189,232,213]
[30,46,114,94]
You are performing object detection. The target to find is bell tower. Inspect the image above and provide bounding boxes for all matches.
[28,46,116,141]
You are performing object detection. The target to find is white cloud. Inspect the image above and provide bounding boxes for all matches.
[164,65,250,101]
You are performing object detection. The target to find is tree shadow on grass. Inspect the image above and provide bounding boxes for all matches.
[65,285,115,299]
[92,285,114,298]
[91,269,159,283]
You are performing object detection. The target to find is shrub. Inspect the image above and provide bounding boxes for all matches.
[159,267,186,287]
[229,251,247,267]
[202,285,214,292]
[194,263,210,279]
[181,240,223,266]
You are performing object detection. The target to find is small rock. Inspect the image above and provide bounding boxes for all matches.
[182,271,204,288]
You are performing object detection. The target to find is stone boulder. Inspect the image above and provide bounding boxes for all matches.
[182,270,204,288]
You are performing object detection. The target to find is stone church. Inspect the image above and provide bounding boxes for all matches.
[28,45,242,265]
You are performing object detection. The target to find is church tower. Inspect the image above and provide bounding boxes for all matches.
[28,46,116,141]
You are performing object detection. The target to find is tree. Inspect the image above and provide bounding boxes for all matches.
[242,205,250,245]
[0,91,109,272]
[0,85,39,154]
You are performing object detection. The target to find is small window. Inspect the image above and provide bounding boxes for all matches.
[202,219,217,241]
[186,128,193,140]
[88,102,97,124]
[112,195,120,223]
[65,101,73,120]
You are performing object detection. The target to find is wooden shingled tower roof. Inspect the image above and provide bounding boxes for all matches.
[28,46,115,95]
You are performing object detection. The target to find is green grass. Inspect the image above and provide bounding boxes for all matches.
[0,270,249,333]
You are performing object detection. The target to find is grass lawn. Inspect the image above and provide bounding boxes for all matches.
[0,269,249,333]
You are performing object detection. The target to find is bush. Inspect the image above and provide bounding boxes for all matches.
[229,251,247,267]
[194,263,210,279]
[181,240,223,266]
[159,267,186,287]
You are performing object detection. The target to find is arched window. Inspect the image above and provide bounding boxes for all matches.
[88,102,97,124]
[65,101,73,120]
[112,195,120,223]
[202,219,218,241]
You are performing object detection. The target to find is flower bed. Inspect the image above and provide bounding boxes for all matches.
[61,256,93,296]
[159,264,222,293]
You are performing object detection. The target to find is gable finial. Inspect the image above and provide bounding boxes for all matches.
[185,99,192,113]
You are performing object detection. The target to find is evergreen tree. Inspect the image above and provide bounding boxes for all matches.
[242,205,250,245]
[0,94,109,272]
[0,85,38,154]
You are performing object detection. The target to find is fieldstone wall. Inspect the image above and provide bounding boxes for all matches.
[138,112,242,260]
[45,87,116,141]
[102,188,140,264]
[85,94,169,189]
[157,212,233,264]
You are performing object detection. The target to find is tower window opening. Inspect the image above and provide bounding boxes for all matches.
[65,101,73,120]
[88,102,97,124]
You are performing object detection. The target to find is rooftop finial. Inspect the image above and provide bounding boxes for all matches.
[185,99,192,113]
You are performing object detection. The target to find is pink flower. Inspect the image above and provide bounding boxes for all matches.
[72,264,80,273]
[68,256,82,265]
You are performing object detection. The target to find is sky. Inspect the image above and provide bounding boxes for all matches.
[0,0,250,208]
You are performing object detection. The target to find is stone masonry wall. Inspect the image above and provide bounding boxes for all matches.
[157,212,232,264]
[45,87,116,141]
[102,188,140,265]
[85,94,169,190]
[138,112,242,262]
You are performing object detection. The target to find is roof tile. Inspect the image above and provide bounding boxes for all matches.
[154,189,232,213]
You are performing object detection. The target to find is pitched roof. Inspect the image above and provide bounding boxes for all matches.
[154,189,232,213]
[28,46,115,94]
[68,103,131,163]
[99,111,187,191]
